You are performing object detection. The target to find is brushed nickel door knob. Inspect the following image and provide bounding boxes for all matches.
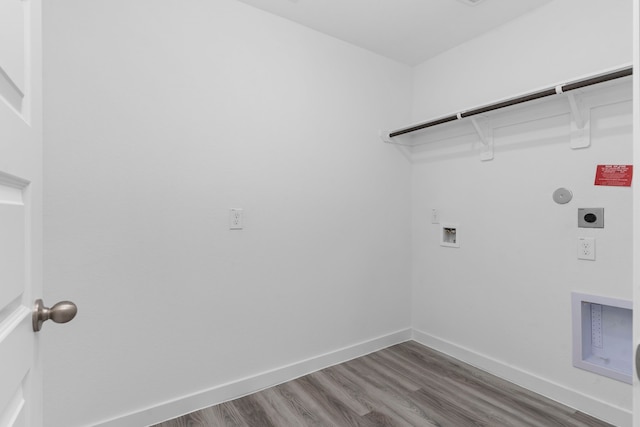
[33,299,77,332]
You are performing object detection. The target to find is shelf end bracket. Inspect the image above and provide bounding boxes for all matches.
[567,92,591,149]
[470,117,493,161]
[379,129,394,144]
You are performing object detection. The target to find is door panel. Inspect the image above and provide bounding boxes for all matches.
[0,0,25,112]
[0,182,26,311]
[0,311,31,426]
[0,175,32,426]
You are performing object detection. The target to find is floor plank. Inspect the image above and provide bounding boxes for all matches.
[154,341,616,427]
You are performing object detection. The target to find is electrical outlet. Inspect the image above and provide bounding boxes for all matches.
[431,209,440,224]
[229,208,243,230]
[577,237,595,261]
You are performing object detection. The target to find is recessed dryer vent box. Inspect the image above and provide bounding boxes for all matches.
[571,292,632,384]
[578,208,604,228]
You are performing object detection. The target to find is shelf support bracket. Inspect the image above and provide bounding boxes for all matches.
[470,117,493,161]
[379,129,394,144]
[566,92,591,149]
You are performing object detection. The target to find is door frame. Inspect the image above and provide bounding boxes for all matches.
[632,0,639,425]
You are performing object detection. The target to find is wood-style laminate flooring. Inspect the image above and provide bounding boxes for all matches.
[155,341,614,427]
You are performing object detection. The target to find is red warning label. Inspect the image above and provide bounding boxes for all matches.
[594,164,633,187]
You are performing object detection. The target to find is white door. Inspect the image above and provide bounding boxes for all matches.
[0,0,43,425]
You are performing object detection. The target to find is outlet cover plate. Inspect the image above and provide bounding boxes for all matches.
[577,237,595,261]
[229,208,243,230]
[431,209,440,224]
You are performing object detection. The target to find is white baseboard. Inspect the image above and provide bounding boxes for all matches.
[92,328,631,427]
[93,328,412,427]
[411,329,632,427]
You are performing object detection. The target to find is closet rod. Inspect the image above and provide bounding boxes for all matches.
[388,66,632,138]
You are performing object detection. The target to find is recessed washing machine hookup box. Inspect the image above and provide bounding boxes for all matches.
[440,223,459,248]
[571,292,632,384]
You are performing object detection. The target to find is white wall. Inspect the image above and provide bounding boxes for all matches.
[412,0,632,122]
[42,1,412,425]
[42,0,636,425]
[411,0,633,425]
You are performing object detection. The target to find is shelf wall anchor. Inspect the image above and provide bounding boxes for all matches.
[567,92,591,149]
[470,117,493,161]
[379,129,394,144]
